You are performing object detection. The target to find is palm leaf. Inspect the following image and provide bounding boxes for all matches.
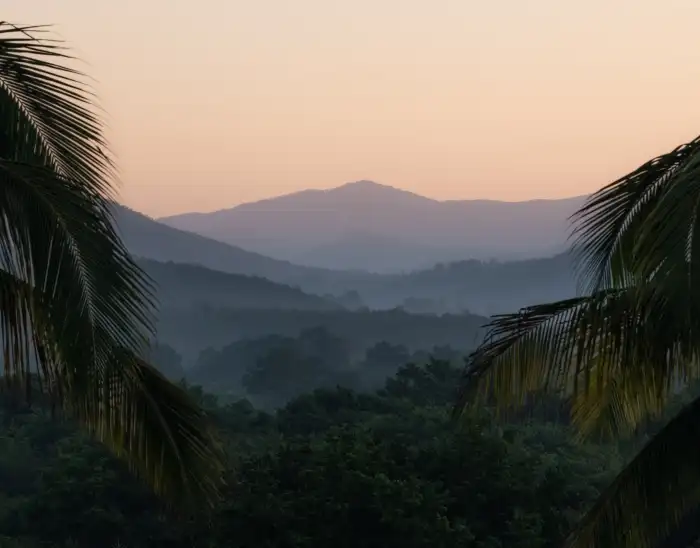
[455,287,700,439]
[0,22,225,503]
[565,395,700,548]
[570,134,700,294]
[68,348,226,504]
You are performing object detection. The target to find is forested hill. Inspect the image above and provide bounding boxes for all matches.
[385,252,578,315]
[137,258,341,311]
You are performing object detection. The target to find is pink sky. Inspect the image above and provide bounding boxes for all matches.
[6,0,700,216]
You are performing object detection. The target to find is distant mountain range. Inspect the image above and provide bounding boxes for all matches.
[112,203,579,317]
[159,180,588,272]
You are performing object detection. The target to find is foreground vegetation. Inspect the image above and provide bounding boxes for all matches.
[0,360,625,548]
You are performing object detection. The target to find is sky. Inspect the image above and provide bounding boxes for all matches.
[6,1,700,216]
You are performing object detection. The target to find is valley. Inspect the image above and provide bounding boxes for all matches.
[3,10,695,547]
[106,188,583,400]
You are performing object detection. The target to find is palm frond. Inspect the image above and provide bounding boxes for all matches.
[0,22,225,503]
[68,348,226,506]
[568,371,667,442]
[571,134,700,294]
[566,395,700,548]
[455,287,700,439]
[0,22,114,196]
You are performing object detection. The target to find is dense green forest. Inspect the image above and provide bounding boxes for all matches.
[0,360,626,548]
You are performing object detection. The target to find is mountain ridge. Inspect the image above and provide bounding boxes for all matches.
[158,180,588,272]
[161,181,586,217]
[110,202,579,316]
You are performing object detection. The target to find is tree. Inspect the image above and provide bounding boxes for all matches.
[0,23,222,504]
[297,326,350,370]
[243,342,329,403]
[352,341,411,391]
[457,135,700,547]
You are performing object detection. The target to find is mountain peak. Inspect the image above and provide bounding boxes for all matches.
[329,180,436,203]
[335,180,388,191]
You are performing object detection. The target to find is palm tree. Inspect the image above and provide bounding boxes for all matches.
[456,134,700,547]
[0,23,223,503]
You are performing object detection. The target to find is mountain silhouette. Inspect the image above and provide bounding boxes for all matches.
[160,181,588,272]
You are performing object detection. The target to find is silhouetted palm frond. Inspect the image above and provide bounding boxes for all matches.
[0,22,223,504]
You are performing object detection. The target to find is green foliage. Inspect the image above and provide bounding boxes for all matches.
[0,361,623,548]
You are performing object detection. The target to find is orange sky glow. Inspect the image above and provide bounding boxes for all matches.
[6,0,700,216]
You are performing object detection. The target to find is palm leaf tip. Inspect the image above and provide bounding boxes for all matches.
[73,354,226,507]
[568,134,700,294]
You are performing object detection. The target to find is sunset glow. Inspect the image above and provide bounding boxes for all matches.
[8,0,700,216]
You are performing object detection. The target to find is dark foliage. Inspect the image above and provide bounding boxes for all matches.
[0,361,623,547]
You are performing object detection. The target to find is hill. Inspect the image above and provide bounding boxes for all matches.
[159,180,588,272]
[385,252,578,315]
[317,252,579,316]
[136,258,341,311]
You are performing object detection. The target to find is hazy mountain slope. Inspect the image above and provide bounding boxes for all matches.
[111,204,376,289]
[159,180,587,272]
[388,253,578,315]
[137,258,342,311]
[319,252,579,316]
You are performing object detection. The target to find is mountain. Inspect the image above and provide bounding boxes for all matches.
[111,204,377,287]
[136,258,341,311]
[110,203,578,316]
[159,181,588,272]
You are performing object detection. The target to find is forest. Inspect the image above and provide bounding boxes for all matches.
[0,359,627,548]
